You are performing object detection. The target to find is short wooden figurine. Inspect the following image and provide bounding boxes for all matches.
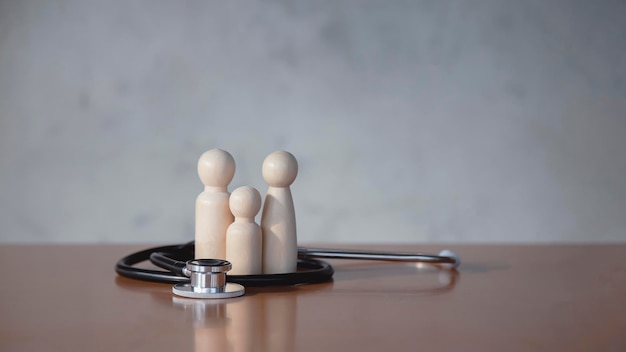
[226,186,263,275]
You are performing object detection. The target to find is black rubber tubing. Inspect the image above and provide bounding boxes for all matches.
[115,242,334,287]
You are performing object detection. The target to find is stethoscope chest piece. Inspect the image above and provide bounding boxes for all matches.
[172,259,245,299]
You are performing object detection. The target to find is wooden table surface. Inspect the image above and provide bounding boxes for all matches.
[1,244,625,351]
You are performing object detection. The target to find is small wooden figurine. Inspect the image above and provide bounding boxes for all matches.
[226,186,263,275]
[195,149,235,260]
[261,151,298,274]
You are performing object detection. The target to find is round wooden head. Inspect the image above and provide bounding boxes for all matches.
[262,151,298,187]
[197,149,236,188]
[229,186,262,219]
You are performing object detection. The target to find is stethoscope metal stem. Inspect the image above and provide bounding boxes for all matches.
[298,247,459,266]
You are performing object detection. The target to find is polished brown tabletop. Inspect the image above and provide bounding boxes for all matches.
[1,244,625,351]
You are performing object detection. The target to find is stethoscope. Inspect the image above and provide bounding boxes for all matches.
[116,241,460,299]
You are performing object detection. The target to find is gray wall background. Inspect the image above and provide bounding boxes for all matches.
[1,0,625,243]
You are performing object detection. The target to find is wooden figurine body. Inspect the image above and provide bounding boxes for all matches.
[261,151,298,274]
[195,149,235,260]
[226,186,263,275]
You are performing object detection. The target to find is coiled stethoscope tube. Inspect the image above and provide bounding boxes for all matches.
[115,241,460,288]
[115,242,335,287]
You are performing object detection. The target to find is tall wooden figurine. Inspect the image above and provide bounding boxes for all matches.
[261,151,298,274]
[195,149,235,260]
[226,186,263,275]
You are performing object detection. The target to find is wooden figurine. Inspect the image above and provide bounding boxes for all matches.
[195,149,235,260]
[226,186,263,275]
[261,151,298,274]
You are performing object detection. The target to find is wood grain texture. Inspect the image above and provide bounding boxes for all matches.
[0,244,625,351]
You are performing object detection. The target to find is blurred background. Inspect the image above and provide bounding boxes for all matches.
[1,0,625,243]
